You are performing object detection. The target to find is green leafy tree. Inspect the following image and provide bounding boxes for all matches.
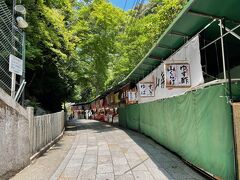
[23,0,80,111]
[75,0,127,94]
[109,0,187,87]
[21,0,186,110]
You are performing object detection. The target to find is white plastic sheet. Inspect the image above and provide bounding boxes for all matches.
[138,35,204,103]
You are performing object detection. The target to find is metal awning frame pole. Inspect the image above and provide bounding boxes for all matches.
[201,23,240,50]
[219,19,227,80]
[188,10,240,25]
[166,19,217,63]
[218,23,240,41]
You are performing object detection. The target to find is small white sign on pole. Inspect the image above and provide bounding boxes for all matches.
[9,54,23,76]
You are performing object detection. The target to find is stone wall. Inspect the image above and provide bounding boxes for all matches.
[0,89,30,179]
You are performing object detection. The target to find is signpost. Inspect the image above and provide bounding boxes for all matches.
[9,54,23,98]
[9,54,23,76]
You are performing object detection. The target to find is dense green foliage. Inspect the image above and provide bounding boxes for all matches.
[21,0,186,111]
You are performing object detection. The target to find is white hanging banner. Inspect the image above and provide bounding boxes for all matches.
[137,35,204,103]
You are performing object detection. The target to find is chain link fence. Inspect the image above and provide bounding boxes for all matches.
[0,0,23,95]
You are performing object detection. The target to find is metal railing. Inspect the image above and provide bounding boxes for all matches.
[0,0,23,95]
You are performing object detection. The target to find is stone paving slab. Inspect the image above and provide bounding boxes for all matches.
[11,131,76,180]
[12,119,207,180]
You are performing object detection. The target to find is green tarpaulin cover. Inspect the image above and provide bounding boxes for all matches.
[119,82,240,179]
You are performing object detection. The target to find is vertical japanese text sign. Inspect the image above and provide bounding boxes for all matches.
[127,91,138,103]
[138,83,155,97]
[165,63,191,87]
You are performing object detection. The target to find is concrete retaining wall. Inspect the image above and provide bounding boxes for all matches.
[0,88,65,179]
[0,89,30,179]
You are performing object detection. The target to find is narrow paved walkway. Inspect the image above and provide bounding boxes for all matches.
[13,119,206,180]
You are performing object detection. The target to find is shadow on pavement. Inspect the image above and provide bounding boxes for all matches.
[67,119,208,180]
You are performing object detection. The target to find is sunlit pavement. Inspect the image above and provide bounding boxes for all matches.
[53,119,206,180]
[13,119,207,180]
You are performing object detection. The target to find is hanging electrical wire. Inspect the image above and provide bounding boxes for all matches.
[127,0,145,29]
[123,0,128,11]
[129,0,142,24]
[121,0,137,34]
[134,0,145,17]
[121,0,146,37]
[131,0,139,10]
[123,0,145,38]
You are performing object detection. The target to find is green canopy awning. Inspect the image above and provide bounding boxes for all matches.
[120,0,240,85]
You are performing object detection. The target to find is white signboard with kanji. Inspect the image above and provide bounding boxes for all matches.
[165,63,191,87]
[9,54,23,76]
[128,91,138,101]
[138,83,155,97]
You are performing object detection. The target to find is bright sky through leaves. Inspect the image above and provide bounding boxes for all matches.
[109,0,148,10]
